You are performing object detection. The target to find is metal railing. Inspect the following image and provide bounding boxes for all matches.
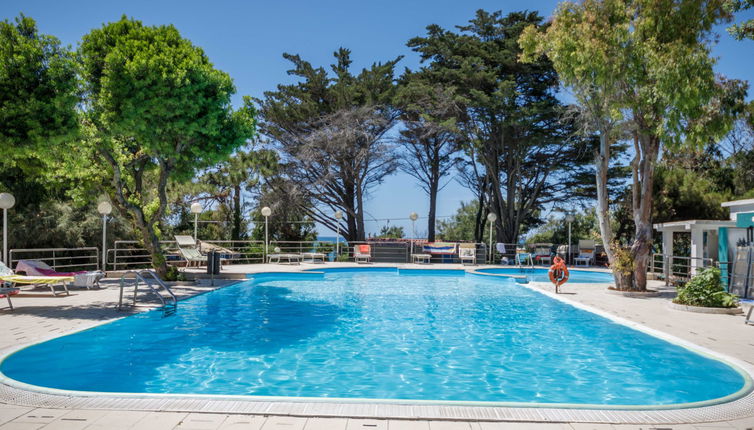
[649,253,715,285]
[8,247,99,272]
[109,240,176,271]
[118,270,177,311]
[8,240,593,272]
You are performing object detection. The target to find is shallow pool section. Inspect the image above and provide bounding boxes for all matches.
[1,268,747,406]
[476,267,615,283]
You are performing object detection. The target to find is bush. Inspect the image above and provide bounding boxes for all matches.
[163,265,180,282]
[674,268,738,308]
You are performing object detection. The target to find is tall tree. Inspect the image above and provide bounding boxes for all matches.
[408,10,594,244]
[521,0,747,290]
[201,148,277,240]
[257,49,401,241]
[0,14,78,177]
[395,81,461,241]
[74,17,255,276]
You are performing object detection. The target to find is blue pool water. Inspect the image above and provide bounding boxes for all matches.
[476,267,615,283]
[1,268,747,406]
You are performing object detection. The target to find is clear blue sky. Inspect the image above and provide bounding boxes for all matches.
[2,0,753,238]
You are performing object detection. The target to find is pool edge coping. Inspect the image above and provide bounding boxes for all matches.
[0,267,752,424]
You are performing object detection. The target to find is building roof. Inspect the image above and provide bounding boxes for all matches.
[652,219,736,230]
[721,198,754,208]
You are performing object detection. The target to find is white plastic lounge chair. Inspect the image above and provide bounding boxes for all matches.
[267,253,302,264]
[412,253,432,264]
[459,244,476,265]
[0,261,71,296]
[574,240,596,266]
[15,259,104,289]
[355,244,372,264]
[301,252,325,263]
[532,244,553,265]
[175,235,208,267]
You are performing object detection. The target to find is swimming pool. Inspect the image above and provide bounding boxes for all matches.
[475,267,615,283]
[0,268,748,407]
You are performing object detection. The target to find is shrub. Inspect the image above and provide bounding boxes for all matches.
[674,267,738,308]
[163,265,180,282]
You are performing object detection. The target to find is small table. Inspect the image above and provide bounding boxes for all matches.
[412,254,432,264]
[301,252,325,263]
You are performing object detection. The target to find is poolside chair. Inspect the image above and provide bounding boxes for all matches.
[267,252,302,264]
[459,244,476,265]
[0,261,71,296]
[496,243,510,265]
[175,235,208,267]
[574,240,596,266]
[532,244,553,265]
[354,244,372,264]
[15,259,104,289]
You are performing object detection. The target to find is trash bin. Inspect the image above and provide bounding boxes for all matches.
[206,250,221,275]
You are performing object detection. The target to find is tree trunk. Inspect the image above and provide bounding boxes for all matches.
[594,130,627,288]
[232,185,242,240]
[355,188,366,241]
[629,131,660,291]
[427,174,439,242]
[140,222,168,278]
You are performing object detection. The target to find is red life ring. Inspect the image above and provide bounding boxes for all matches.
[548,256,569,292]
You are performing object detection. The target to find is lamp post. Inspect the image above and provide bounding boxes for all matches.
[335,210,343,258]
[97,201,112,271]
[409,212,418,257]
[261,206,272,259]
[487,212,497,264]
[190,202,203,241]
[0,193,15,265]
[565,213,575,266]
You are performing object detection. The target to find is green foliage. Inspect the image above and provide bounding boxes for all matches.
[376,225,405,239]
[527,210,601,245]
[70,16,255,274]
[409,10,596,243]
[257,48,401,242]
[725,0,754,39]
[436,200,486,242]
[674,268,739,308]
[0,14,79,174]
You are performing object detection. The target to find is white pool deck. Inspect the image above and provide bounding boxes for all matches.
[0,262,752,429]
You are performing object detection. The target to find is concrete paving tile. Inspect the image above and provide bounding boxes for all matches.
[0,423,45,430]
[174,413,228,430]
[428,422,472,430]
[12,410,68,425]
[484,424,571,430]
[218,415,266,430]
[567,425,615,430]
[132,412,188,430]
[388,420,430,430]
[0,409,32,426]
[260,416,307,430]
[304,417,347,430]
[346,418,388,430]
[86,411,149,429]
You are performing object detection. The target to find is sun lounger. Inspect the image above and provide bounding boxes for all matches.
[301,252,325,263]
[15,259,104,289]
[411,254,432,264]
[175,235,208,267]
[355,244,372,263]
[459,244,476,265]
[267,253,302,264]
[532,244,553,265]
[0,262,71,296]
